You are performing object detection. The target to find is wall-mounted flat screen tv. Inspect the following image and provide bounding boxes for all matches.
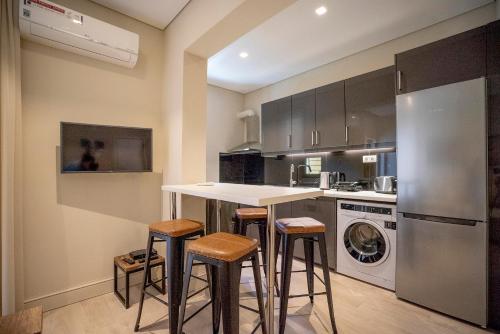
[61,122,152,173]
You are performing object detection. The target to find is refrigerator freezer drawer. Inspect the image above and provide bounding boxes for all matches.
[396,78,487,221]
[396,213,487,326]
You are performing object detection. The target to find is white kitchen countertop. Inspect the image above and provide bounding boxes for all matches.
[161,183,324,206]
[322,189,397,203]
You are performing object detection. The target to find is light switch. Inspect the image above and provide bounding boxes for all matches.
[363,155,377,163]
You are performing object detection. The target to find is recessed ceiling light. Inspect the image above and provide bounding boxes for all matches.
[239,52,249,58]
[315,6,327,16]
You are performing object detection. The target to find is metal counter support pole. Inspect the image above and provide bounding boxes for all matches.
[216,200,221,232]
[266,204,276,333]
[170,192,177,220]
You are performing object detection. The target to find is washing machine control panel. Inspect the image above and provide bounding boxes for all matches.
[340,203,392,215]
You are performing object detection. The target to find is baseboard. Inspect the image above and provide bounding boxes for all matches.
[24,271,145,312]
[23,266,207,312]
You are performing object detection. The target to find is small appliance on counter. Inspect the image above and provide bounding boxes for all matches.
[374,176,397,194]
[332,181,364,192]
[319,171,346,189]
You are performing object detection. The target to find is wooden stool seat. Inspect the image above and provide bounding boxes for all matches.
[276,217,326,234]
[135,219,206,333]
[0,306,42,334]
[235,207,268,220]
[275,217,337,334]
[149,219,203,237]
[188,232,258,262]
[179,233,267,334]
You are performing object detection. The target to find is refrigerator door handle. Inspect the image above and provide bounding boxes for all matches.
[402,213,479,226]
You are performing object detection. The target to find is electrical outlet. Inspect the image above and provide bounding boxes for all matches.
[363,155,377,163]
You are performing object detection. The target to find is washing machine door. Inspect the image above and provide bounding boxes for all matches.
[343,218,390,267]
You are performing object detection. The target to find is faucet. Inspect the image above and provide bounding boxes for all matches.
[290,164,311,187]
[290,164,297,187]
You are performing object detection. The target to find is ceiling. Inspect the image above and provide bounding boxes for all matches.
[207,0,493,94]
[90,0,189,30]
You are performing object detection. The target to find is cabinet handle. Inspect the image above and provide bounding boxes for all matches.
[397,70,402,92]
[315,130,319,146]
[345,126,349,144]
[311,131,315,146]
[288,134,292,148]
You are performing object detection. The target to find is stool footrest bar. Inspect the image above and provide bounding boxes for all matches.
[144,290,168,306]
[183,300,212,324]
[239,304,259,314]
[187,286,209,300]
[288,292,327,299]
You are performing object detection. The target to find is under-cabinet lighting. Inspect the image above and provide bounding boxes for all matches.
[286,151,331,157]
[344,147,395,154]
[315,6,327,16]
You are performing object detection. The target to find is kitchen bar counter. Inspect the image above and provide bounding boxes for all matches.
[322,189,396,203]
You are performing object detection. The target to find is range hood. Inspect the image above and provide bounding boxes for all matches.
[228,109,262,153]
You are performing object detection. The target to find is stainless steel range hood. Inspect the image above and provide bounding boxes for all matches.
[228,109,262,153]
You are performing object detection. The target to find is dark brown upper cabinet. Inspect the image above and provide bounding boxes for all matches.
[395,26,486,95]
[261,96,291,153]
[291,89,316,150]
[345,66,396,146]
[315,81,346,148]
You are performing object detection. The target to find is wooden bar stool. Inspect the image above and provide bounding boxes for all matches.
[178,232,267,334]
[275,217,337,334]
[134,219,207,333]
[233,207,269,277]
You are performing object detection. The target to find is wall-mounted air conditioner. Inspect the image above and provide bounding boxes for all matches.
[19,0,139,68]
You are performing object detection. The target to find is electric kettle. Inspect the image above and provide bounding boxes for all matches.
[319,172,332,190]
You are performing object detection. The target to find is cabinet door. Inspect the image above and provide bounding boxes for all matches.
[261,97,291,153]
[345,66,396,146]
[291,198,336,269]
[291,89,316,150]
[396,26,486,95]
[315,81,346,148]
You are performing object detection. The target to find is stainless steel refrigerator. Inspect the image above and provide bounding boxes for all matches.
[396,78,488,326]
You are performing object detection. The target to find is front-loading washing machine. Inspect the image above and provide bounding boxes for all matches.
[336,199,397,290]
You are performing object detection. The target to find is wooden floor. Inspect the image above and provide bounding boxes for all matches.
[43,258,496,333]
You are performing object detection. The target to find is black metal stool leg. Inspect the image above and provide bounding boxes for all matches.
[303,238,315,304]
[167,236,185,334]
[220,262,242,334]
[232,216,241,234]
[258,223,268,278]
[240,219,248,236]
[251,252,268,334]
[318,234,338,334]
[274,232,282,296]
[210,265,221,334]
[134,233,154,331]
[279,234,295,334]
[178,253,194,334]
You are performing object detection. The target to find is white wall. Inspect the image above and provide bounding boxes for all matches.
[206,85,244,182]
[21,0,164,310]
[244,4,496,121]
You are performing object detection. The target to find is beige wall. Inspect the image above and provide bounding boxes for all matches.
[206,85,245,182]
[161,0,295,221]
[244,3,496,121]
[21,0,164,310]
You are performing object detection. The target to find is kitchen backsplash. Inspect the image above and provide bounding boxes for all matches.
[264,150,397,189]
